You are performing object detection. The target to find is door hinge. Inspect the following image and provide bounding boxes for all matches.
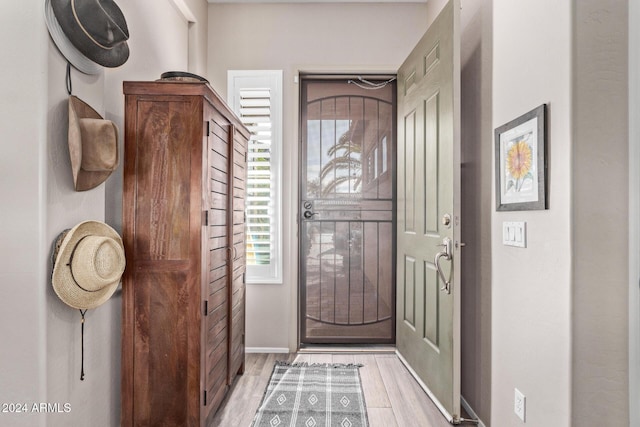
[203,390,207,406]
[204,300,208,316]
[204,210,209,226]
[205,120,210,137]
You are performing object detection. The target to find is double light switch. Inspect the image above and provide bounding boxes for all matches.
[503,221,526,248]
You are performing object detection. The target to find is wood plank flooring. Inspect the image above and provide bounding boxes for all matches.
[211,352,453,427]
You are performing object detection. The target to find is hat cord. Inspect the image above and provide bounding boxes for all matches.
[79,309,87,380]
[66,62,72,95]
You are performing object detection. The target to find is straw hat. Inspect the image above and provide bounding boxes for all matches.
[52,221,125,310]
[48,0,130,69]
[68,96,119,191]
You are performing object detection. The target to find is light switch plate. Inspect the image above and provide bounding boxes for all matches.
[503,221,527,248]
[514,388,526,421]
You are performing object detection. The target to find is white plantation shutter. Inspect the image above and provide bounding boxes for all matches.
[228,71,282,283]
[242,89,272,266]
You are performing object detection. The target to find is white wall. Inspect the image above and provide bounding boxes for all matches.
[46,42,112,427]
[492,0,573,425]
[207,2,430,351]
[0,1,209,425]
[493,1,630,425]
[0,3,49,426]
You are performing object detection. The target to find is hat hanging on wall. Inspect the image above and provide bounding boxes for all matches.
[51,220,125,380]
[44,0,100,74]
[68,95,119,191]
[51,220,125,310]
[44,0,130,73]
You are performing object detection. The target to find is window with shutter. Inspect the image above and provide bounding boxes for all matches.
[228,71,283,283]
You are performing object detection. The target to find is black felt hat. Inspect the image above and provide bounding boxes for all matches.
[49,0,130,68]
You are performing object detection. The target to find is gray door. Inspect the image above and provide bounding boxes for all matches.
[396,0,462,422]
[300,76,396,344]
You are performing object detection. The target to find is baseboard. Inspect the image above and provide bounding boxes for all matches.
[245,347,290,354]
[461,396,486,427]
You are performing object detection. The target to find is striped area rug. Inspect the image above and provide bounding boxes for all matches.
[251,362,369,427]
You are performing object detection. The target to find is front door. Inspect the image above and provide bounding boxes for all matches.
[396,0,461,422]
[299,76,396,344]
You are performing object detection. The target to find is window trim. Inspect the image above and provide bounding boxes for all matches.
[228,70,283,284]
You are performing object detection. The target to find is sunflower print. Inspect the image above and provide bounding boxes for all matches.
[506,140,533,192]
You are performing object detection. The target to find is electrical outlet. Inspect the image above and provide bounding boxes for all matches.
[514,388,526,422]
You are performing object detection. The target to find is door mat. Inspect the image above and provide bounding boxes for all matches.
[251,362,369,427]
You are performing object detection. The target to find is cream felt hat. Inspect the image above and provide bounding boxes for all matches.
[68,96,119,191]
[52,221,125,310]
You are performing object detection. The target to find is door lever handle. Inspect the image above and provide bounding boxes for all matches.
[303,210,318,219]
[435,237,452,294]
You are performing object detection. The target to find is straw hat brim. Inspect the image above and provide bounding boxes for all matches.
[44,0,101,75]
[52,221,124,310]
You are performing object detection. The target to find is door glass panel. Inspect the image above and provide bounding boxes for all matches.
[300,77,396,343]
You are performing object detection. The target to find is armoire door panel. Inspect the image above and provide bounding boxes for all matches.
[207,225,227,239]
[209,264,227,284]
[134,101,193,261]
[133,271,192,426]
[208,283,227,309]
[209,179,228,196]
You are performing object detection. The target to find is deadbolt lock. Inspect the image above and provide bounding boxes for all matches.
[442,214,452,228]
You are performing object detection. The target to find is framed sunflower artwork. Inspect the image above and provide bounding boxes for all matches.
[495,104,548,211]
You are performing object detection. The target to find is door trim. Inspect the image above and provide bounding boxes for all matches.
[629,1,640,423]
[297,73,398,346]
[291,67,401,351]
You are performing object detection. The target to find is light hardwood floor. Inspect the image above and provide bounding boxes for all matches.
[211,352,456,427]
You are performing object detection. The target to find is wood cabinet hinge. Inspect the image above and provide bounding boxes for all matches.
[204,210,209,226]
[204,390,207,406]
[204,300,208,316]
[205,120,210,137]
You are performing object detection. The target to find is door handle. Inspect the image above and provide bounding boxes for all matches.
[227,246,239,263]
[303,210,318,219]
[434,237,452,294]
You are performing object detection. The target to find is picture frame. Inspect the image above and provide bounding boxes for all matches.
[495,104,548,211]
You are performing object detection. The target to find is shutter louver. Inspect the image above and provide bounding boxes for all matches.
[239,89,273,266]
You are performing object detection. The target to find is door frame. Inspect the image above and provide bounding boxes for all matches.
[291,67,401,350]
[629,2,640,423]
[296,73,398,346]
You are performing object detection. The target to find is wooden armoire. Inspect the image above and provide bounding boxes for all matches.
[121,81,249,426]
